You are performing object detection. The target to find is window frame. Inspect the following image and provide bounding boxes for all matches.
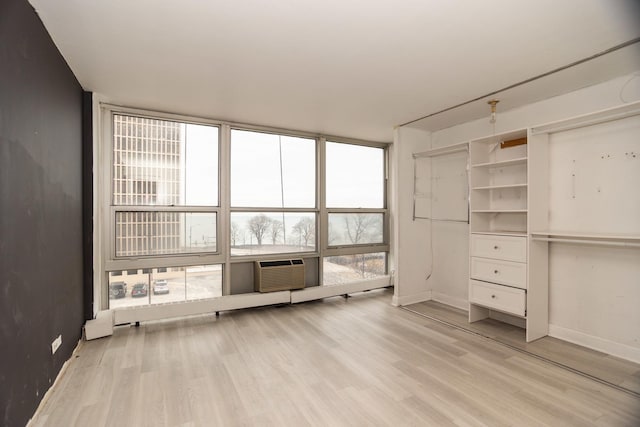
[228,126,321,261]
[96,104,390,312]
[102,107,225,274]
[322,140,389,257]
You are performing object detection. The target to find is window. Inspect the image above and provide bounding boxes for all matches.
[326,142,384,208]
[323,253,387,285]
[230,212,315,256]
[230,129,317,256]
[102,107,389,312]
[114,212,217,256]
[324,142,387,284]
[328,213,384,246]
[108,265,222,309]
[231,130,315,208]
[112,114,219,258]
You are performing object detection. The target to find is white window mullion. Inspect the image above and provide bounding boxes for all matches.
[318,137,326,285]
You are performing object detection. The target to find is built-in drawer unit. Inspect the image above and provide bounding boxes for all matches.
[470,234,527,262]
[469,279,526,317]
[470,257,527,289]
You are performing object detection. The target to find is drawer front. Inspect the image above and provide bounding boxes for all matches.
[470,234,527,262]
[469,280,526,317]
[470,257,527,289]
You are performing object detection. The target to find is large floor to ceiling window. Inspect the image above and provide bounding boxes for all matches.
[100,107,388,311]
[323,142,388,285]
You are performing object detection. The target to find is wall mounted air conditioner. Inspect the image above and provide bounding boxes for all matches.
[254,259,305,292]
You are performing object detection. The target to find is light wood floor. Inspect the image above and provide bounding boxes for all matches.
[404,300,640,395]
[33,289,640,426]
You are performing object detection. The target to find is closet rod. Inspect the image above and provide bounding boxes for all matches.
[531,237,640,248]
[415,217,469,224]
[413,146,468,158]
[399,37,640,128]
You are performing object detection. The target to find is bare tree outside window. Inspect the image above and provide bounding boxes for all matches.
[328,213,383,246]
[248,214,272,246]
[323,253,386,285]
[270,220,284,244]
[293,217,315,247]
[230,222,240,246]
[231,212,315,256]
[345,213,378,244]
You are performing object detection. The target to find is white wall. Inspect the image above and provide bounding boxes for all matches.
[400,72,640,361]
[429,221,468,310]
[390,126,432,306]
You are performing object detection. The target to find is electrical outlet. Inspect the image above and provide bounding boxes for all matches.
[51,335,62,355]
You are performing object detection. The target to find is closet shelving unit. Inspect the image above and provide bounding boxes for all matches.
[467,128,548,342]
[525,101,640,342]
[528,100,640,246]
[469,129,528,236]
[466,101,640,343]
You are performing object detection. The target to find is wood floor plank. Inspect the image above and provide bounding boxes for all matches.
[32,289,640,426]
[406,300,640,393]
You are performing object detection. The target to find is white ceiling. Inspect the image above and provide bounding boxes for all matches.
[30,0,640,142]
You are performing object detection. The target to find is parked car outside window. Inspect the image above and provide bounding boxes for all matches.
[109,282,127,299]
[153,279,170,295]
[131,282,148,298]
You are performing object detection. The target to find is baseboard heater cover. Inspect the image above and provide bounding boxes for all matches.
[113,291,291,324]
[290,276,391,303]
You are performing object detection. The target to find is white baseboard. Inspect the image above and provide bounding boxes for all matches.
[290,277,390,304]
[27,339,83,426]
[392,290,432,307]
[84,310,114,340]
[113,279,393,325]
[431,292,467,311]
[113,291,291,324]
[549,324,640,364]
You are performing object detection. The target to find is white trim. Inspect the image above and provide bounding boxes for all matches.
[92,94,103,316]
[84,310,114,340]
[220,123,232,295]
[318,137,326,283]
[290,277,390,303]
[392,290,433,307]
[27,339,83,427]
[113,291,290,324]
[549,324,640,364]
[431,292,467,311]
[323,245,390,257]
[531,100,640,135]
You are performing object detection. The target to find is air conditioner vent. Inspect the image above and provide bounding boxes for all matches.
[254,259,305,292]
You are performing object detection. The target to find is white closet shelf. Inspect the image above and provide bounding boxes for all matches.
[531,100,640,135]
[472,183,528,190]
[471,157,528,169]
[472,231,528,237]
[471,209,528,213]
[413,141,468,158]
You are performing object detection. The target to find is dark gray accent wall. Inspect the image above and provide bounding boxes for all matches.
[0,0,84,425]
